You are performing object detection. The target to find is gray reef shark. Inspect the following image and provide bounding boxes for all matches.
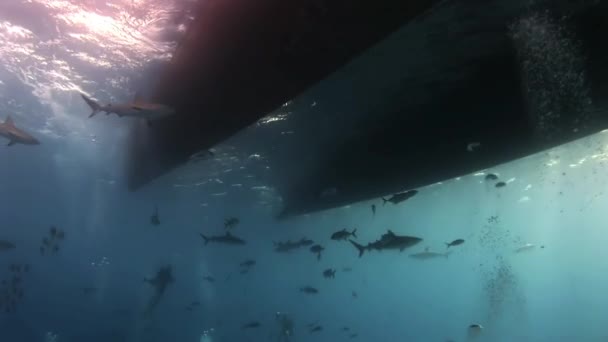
[80,93,175,125]
[143,265,174,315]
[0,116,40,146]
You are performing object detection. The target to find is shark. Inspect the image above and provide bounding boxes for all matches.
[80,93,175,125]
[349,230,422,257]
[200,232,246,245]
[0,116,40,146]
[143,265,174,315]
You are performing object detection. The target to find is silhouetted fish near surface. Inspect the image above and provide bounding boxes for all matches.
[200,232,246,245]
[300,286,318,294]
[381,190,418,205]
[0,240,15,251]
[242,321,261,329]
[0,116,40,146]
[446,239,465,248]
[349,230,422,257]
[331,228,357,241]
[150,206,160,226]
[310,245,324,260]
[485,173,498,181]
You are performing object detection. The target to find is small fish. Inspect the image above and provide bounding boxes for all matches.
[322,269,336,279]
[446,239,465,248]
[485,173,498,181]
[495,181,507,188]
[352,291,358,298]
[0,240,15,251]
[371,204,376,217]
[515,243,535,253]
[242,321,261,329]
[203,276,215,283]
[342,327,350,331]
[42,237,50,246]
[309,325,323,333]
[53,245,59,253]
[300,286,319,294]
[467,142,481,152]
[331,228,357,241]
[224,217,240,230]
[349,333,359,338]
[382,190,418,205]
[310,245,324,260]
[240,259,256,267]
[50,226,57,236]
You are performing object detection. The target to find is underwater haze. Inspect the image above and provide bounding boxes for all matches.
[1,1,608,342]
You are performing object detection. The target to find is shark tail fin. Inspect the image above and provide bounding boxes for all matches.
[382,197,388,206]
[200,233,209,245]
[349,240,365,258]
[351,228,357,239]
[80,93,102,118]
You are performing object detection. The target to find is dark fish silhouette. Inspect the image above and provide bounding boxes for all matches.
[200,232,246,245]
[331,229,357,241]
[371,204,376,217]
[495,181,506,188]
[310,245,324,260]
[322,269,336,279]
[349,230,422,257]
[143,265,174,315]
[224,217,239,230]
[381,190,418,205]
[485,173,498,181]
[0,240,15,251]
[242,321,261,329]
[300,286,319,294]
[274,238,313,252]
[240,259,256,267]
[446,239,465,248]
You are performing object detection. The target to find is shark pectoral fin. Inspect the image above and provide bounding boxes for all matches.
[7,141,15,147]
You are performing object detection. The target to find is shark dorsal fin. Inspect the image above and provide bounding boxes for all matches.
[4,116,15,127]
[386,230,395,236]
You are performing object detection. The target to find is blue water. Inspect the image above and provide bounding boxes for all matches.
[2,1,608,342]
